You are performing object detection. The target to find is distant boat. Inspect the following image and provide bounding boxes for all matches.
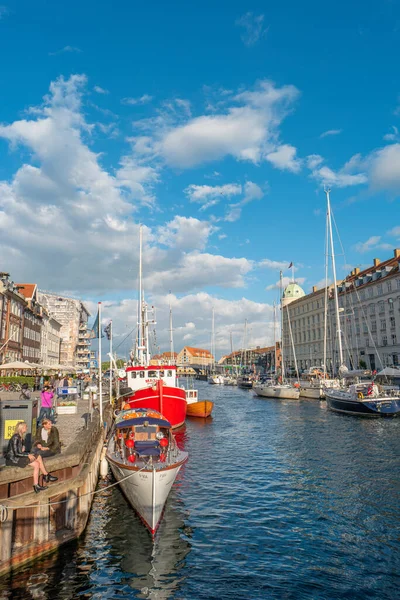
[208,374,224,385]
[184,387,214,418]
[237,374,253,389]
[107,408,188,534]
[325,382,400,416]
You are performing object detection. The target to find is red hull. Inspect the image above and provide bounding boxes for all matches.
[124,380,187,429]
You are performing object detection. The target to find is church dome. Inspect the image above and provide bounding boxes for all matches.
[283,282,306,300]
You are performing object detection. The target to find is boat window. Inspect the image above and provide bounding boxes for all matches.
[148,371,157,378]
[167,370,172,377]
[160,370,165,377]
[131,372,136,379]
[139,371,145,378]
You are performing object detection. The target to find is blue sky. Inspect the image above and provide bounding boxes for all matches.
[0,0,399,357]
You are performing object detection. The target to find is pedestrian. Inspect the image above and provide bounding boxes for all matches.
[63,375,68,387]
[33,418,61,457]
[38,385,54,426]
[39,374,44,388]
[5,421,58,493]
[34,374,40,391]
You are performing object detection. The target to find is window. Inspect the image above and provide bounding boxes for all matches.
[380,320,387,332]
[378,301,385,314]
[371,321,377,333]
[392,334,397,345]
[360,290,365,300]
[369,304,375,316]
[383,335,388,346]
[368,287,374,298]
[356,323,360,335]
[387,280,392,292]
[363,323,368,334]
[390,316,396,329]
[388,298,394,312]
[167,370,172,377]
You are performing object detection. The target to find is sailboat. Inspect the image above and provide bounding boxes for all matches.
[254,279,300,400]
[120,227,187,429]
[323,190,400,416]
[208,308,224,384]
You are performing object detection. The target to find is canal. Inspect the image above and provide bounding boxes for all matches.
[1,382,399,599]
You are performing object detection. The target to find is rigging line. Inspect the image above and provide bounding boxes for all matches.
[114,326,137,352]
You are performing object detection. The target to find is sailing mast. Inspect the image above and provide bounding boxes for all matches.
[279,271,285,381]
[273,301,277,375]
[323,201,329,378]
[325,189,344,373]
[211,307,215,373]
[169,295,174,364]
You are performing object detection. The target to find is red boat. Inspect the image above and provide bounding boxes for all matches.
[122,369,187,429]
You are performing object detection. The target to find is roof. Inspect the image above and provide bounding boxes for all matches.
[283,282,306,299]
[16,283,37,300]
[182,346,213,357]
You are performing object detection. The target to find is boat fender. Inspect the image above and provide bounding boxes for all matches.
[357,392,364,399]
[100,447,109,479]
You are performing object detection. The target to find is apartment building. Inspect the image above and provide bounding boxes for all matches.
[0,273,26,363]
[282,249,400,374]
[38,292,91,367]
[218,344,282,372]
[41,313,62,365]
[17,283,43,364]
[176,347,214,366]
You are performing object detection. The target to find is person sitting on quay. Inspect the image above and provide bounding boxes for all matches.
[38,385,55,426]
[33,418,61,458]
[5,421,58,493]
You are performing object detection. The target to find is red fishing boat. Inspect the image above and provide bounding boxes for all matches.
[119,226,187,429]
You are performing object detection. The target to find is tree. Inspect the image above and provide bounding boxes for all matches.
[359,360,367,369]
[101,359,125,371]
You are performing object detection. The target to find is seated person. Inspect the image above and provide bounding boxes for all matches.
[33,418,61,457]
[6,421,58,493]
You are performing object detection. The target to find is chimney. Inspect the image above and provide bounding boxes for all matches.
[354,267,360,275]
[373,258,380,267]
[394,248,400,258]
[312,286,317,293]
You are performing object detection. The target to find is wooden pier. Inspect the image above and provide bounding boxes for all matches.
[0,407,111,576]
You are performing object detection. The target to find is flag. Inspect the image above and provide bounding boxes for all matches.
[90,309,104,338]
[104,321,112,340]
[288,262,293,269]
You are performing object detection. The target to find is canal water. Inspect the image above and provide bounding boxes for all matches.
[1,382,399,599]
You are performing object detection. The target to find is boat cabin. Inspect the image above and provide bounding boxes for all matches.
[126,365,177,393]
[114,409,172,463]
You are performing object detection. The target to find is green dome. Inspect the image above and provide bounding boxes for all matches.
[283,282,305,299]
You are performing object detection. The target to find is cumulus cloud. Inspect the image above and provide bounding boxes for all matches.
[236,12,268,46]
[0,74,257,297]
[354,236,392,254]
[307,153,367,188]
[387,226,400,237]
[49,45,82,56]
[368,143,400,192]
[94,85,109,95]
[184,183,242,210]
[383,126,398,142]
[266,144,301,173]
[143,80,299,169]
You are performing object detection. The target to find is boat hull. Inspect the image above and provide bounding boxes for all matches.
[254,385,300,399]
[326,393,400,417]
[124,382,187,429]
[108,457,187,534]
[299,386,324,399]
[186,400,214,418]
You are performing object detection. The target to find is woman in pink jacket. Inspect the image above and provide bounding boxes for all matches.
[38,385,55,426]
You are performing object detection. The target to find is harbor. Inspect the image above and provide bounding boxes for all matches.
[0,382,399,599]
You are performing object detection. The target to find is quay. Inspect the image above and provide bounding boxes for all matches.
[0,393,112,576]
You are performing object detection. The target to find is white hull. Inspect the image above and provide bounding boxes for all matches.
[208,375,224,385]
[254,384,300,399]
[299,379,339,399]
[299,386,323,399]
[108,456,187,534]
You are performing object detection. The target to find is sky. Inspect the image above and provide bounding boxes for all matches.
[0,0,400,359]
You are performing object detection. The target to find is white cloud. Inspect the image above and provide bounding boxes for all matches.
[121,94,153,106]
[368,143,400,192]
[259,259,293,270]
[320,129,342,138]
[149,80,299,169]
[266,277,306,290]
[308,153,367,188]
[157,216,215,251]
[383,126,398,142]
[354,236,392,254]
[49,45,82,56]
[94,85,109,95]
[235,12,268,46]
[184,183,242,210]
[225,181,264,222]
[266,144,301,173]
[388,226,400,237]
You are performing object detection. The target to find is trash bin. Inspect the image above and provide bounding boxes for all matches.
[0,398,39,455]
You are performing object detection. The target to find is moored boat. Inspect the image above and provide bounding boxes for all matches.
[208,374,224,385]
[254,383,300,399]
[237,374,253,389]
[325,382,400,417]
[184,388,214,418]
[106,408,188,534]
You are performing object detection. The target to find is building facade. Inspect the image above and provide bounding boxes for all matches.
[282,249,400,374]
[176,347,214,366]
[38,292,91,367]
[218,344,282,372]
[41,314,62,365]
[17,284,44,364]
[0,273,26,363]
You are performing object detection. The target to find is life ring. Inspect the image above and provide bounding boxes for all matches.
[357,392,364,399]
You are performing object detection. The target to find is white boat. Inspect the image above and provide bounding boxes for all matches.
[223,376,237,386]
[298,370,339,399]
[208,374,224,384]
[254,383,300,399]
[106,408,188,534]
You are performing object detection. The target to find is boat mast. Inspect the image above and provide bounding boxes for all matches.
[280,270,285,381]
[211,307,215,372]
[273,301,277,375]
[137,224,143,365]
[169,295,174,364]
[323,202,329,378]
[326,189,344,372]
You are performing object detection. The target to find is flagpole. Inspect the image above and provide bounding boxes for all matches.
[109,320,113,403]
[98,302,103,423]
